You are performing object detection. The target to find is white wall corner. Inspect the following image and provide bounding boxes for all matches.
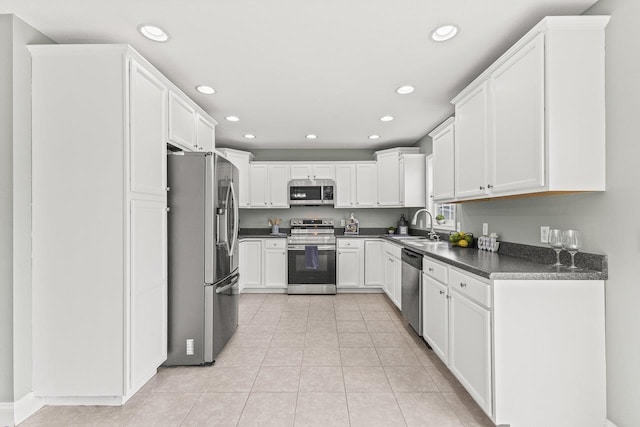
[0,402,14,427]
[13,393,43,426]
[604,419,618,427]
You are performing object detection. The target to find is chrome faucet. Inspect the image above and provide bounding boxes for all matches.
[411,209,440,241]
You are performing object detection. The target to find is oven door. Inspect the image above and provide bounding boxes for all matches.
[287,245,336,291]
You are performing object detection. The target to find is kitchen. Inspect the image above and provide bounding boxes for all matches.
[0,0,638,426]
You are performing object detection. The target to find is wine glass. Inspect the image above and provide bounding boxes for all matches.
[562,230,582,269]
[548,229,564,266]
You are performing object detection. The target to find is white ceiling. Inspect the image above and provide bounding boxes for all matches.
[2,0,598,149]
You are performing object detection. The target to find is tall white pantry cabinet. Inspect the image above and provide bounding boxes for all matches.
[29,45,214,403]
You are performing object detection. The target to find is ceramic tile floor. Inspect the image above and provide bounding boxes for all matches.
[20,293,494,426]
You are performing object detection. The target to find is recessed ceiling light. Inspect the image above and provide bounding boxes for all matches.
[306,134,317,140]
[138,25,169,42]
[369,135,380,140]
[431,25,459,42]
[396,86,415,95]
[244,134,256,139]
[225,116,240,122]
[196,85,216,95]
[380,116,394,122]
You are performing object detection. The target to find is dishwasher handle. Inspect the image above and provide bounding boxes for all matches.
[401,248,423,269]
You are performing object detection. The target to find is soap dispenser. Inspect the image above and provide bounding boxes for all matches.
[398,214,408,235]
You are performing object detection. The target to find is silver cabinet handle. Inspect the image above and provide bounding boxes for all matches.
[460,282,467,288]
[165,207,170,212]
[487,184,493,189]
[428,267,434,272]
[479,186,485,190]
[439,290,445,295]
[264,202,267,205]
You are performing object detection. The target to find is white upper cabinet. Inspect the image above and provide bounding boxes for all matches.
[454,83,489,200]
[335,164,356,208]
[429,118,455,202]
[290,163,335,180]
[400,154,426,207]
[168,91,197,151]
[249,163,289,208]
[218,148,254,208]
[376,151,401,206]
[129,60,167,196]
[450,16,609,201]
[196,114,215,152]
[355,163,377,207]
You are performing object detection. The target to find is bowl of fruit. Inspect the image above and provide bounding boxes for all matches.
[449,231,473,248]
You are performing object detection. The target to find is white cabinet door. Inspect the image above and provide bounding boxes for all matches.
[393,256,402,309]
[290,164,312,180]
[168,91,196,151]
[384,253,394,299]
[377,153,401,206]
[490,33,544,195]
[356,163,377,207]
[338,248,362,288]
[196,114,215,152]
[313,164,335,180]
[129,60,167,197]
[449,289,492,417]
[455,84,488,200]
[130,199,167,389]
[364,240,384,287]
[249,164,269,207]
[268,165,289,207]
[239,240,263,289]
[422,275,448,363]
[335,164,356,208]
[264,248,287,288]
[431,119,456,201]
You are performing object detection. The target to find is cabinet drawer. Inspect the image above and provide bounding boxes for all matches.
[384,242,402,259]
[264,238,286,249]
[449,268,491,308]
[423,257,448,284]
[338,239,363,249]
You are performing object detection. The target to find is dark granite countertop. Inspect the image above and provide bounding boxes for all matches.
[239,228,607,281]
[381,236,607,281]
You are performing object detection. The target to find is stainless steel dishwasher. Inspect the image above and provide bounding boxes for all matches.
[401,248,423,336]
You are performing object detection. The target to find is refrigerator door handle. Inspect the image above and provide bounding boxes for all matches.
[228,183,239,257]
[216,275,238,294]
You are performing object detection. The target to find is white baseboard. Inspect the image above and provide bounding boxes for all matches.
[14,393,44,426]
[0,402,14,427]
[604,420,618,427]
[42,395,124,406]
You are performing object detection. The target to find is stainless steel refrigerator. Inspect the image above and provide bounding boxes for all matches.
[165,151,239,365]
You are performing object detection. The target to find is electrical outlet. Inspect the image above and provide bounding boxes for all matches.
[340,219,346,227]
[186,339,194,356]
[540,226,550,243]
[482,223,489,235]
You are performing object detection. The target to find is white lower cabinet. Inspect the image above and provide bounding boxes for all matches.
[337,239,363,288]
[263,241,287,288]
[364,240,384,287]
[383,242,402,308]
[421,259,606,426]
[448,287,492,417]
[422,274,448,362]
[239,238,287,290]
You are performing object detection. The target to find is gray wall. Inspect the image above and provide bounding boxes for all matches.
[0,14,54,404]
[240,207,408,230]
[0,14,15,403]
[456,2,639,424]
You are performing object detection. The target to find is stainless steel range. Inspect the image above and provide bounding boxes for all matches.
[287,218,336,295]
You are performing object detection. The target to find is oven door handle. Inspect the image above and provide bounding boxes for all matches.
[288,245,336,251]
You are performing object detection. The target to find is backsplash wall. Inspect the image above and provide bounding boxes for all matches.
[239,207,409,229]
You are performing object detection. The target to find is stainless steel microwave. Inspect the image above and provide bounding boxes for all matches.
[288,180,335,206]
